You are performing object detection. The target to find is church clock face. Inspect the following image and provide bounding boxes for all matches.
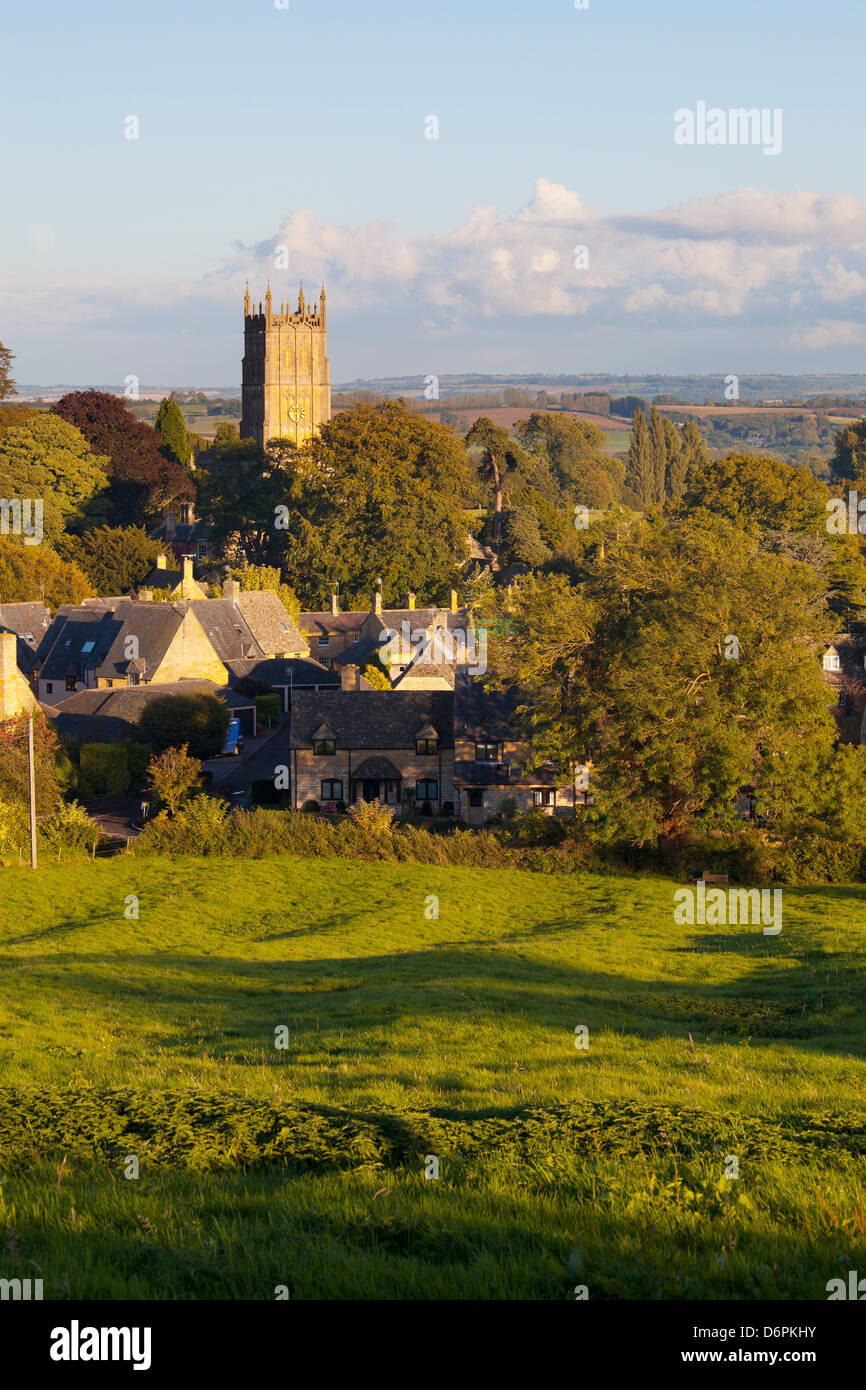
[287,399,307,424]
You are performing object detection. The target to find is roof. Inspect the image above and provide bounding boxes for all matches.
[0,602,51,675]
[224,656,339,687]
[289,690,454,750]
[824,635,866,682]
[454,669,526,741]
[188,599,263,662]
[142,565,184,590]
[36,601,215,683]
[352,755,403,780]
[235,591,307,656]
[453,760,566,788]
[300,610,368,637]
[44,679,252,743]
[334,636,385,667]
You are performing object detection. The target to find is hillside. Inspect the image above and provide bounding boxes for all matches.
[0,856,864,1298]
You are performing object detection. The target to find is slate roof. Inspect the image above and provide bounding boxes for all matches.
[44,680,253,743]
[300,610,368,637]
[352,755,403,780]
[224,656,339,687]
[142,565,185,591]
[36,601,204,683]
[453,759,563,788]
[289,690,454,750]
[333,636,385,667]
[453,669,526,741]
[0,602,51,675]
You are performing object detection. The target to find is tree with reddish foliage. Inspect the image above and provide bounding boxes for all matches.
[52,390,195,527]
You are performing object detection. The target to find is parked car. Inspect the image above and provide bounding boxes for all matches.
[220,717,244,757]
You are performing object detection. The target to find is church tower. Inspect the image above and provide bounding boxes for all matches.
[241,285,331,448]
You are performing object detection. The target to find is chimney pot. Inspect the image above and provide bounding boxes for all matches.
[330,593,340,616]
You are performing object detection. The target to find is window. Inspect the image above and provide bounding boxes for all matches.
[81,640,96,654]
[313,738,336,756]
[416,738,437,755]
[469,790,484,808]
[416,779,438,803]
[533,788,555,807]
[839,692,851,714]
[65,675,76,691]
[196,541,208,558]
[823,651,840,671]
[46,682,53,694]
[353,634,360,643]
[385,779,399,803]
[321,779,343,802]
[318,634,330,647]
[475,741,498,762]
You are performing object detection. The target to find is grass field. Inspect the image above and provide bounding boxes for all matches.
[0,856,864,1299]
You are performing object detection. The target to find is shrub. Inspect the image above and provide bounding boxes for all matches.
[347,799,395,837]
[254,694,281,726]
[420,800,432,817]
[139,693,229,759]
[250,778,282,807]
[146,745,201,816]
[301,800,320,813]
[0,797,29,856]
[122,740,151,789]
[79,744,130,798]
[39,800,101,855]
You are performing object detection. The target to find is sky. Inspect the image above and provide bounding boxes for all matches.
[2,0,866,386]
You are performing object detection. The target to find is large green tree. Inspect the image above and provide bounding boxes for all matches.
[61,525,162,596]
[679,452,827,533]
[0,414,110,539]
[155,397,192,467]
[0,535,92,606]
[487,514,837,847]
[139,693,229,760]
[210,401,471,608]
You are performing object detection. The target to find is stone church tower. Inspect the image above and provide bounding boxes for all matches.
[240,285,331,448]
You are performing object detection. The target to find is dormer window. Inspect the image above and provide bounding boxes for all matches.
[823,651,840,672]
[416,737,437,756]
[313,738,336,756]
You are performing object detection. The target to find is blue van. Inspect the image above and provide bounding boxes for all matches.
[221,717,244,757]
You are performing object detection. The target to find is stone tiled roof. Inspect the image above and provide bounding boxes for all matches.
[453,759,565,788]
[37,601,204,683]
[188,599,263,662]
[224,656,339,687]
[0,602,51,675]
[235,591,307,656]
[352,755,402,780]
[289,690,454,750]
[300,610,368,636]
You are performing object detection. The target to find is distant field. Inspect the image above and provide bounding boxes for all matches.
[0,856,864,1298]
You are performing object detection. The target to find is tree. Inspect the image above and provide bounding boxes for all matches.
[466,418,511,540]
[0,343,15,402]
[515,412,610,499]
[155,398,191,467]
[0,712,62,814]
[146,744,202,816]
[648,408,667,504]
[210,401,471,608]
[487,514,835,848]
[680,453,827,533]
[52,391,195,526]
[0,534,92,606]
[139,694,230,760]
[62,525,162,596]
[625,408,655,507]
[832,418,866,487]
[0,414,110,539]
[502,507,551,568]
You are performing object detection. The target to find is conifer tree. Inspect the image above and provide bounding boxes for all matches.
[155,398,191,467]
[625,408,654,507]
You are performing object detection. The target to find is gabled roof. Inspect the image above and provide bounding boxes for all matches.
[352,755,402,780]
[37,601,204,683]
[224,656,339,687]
[187,599,263,662]
[0,602,51,675]
[300,610,368,636]
[289,690,454,750]
[235,591,307,656]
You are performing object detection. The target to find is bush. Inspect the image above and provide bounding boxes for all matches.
[139,693,230,759]
[254,694,281,726]
[38,800,101,855]
[420,800,432,817]
[301,800,320,813]
[0,797,29,857]
[347,799,395,837]
[250,778,282,807]
[122,740,151,789]
[79,744,130,798]
[441,800,455,816]
[134,795,230,856]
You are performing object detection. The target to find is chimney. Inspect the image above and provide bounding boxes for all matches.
[138,589,153,602]
[180,555,198,599]
[374,591,382,616]
[450,588,458,613]
[340,662,361,691]
[156,553,167,571]
[404,591,416,610]
[0,630,36,719]
[223,577,241,603]
[330,592,340,616]
[165,510,176,540]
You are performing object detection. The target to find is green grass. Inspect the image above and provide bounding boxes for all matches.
[1,856,864,1298]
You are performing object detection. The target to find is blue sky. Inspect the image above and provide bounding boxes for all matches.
[3,0,865,384]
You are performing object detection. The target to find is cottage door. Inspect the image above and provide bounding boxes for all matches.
[362,779,381,803]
